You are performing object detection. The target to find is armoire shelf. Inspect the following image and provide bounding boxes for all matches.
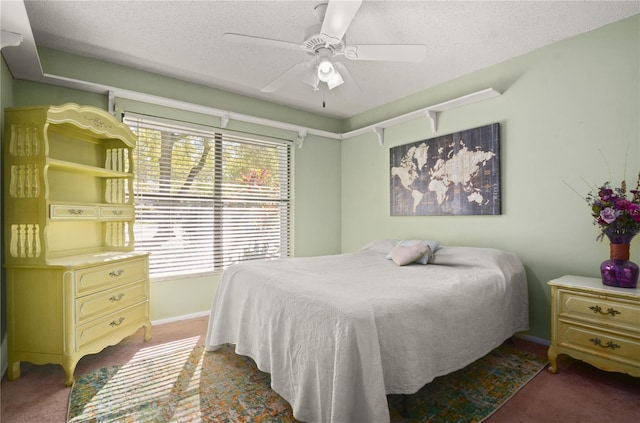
[3,103,151,386]
[47,158,131,178]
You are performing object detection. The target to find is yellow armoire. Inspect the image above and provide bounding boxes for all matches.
[3,103,151,386]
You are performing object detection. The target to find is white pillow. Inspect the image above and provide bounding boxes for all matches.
[359,239,400,254]
[390,243,431,266]
[385,240,439,264]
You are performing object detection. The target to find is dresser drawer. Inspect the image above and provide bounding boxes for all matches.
[558,289,640,334]
[557,321,640,368]
[50,204,98,220]
[76,303,149,351]
[99,206,134,220]
[75,257,148,297]
[75,280,148,324]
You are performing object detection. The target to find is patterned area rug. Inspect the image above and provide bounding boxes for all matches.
[68,337,547,422]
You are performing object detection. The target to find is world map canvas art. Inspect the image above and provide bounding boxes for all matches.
[390,123,501,216]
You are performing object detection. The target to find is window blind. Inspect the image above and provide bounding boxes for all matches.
[124,114,291,279]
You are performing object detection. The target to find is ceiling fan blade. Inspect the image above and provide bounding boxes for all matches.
[261,60,314,93]
[222,33,304,51]
[333,62,361,98]
[343,44,428,62]
[320,0,363,45]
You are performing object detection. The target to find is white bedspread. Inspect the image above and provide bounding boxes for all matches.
[205,246,529,423]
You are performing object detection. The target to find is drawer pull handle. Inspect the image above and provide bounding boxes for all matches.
[68,208,84,215]
[111,210,123,216]
[109,293,125,302]
[109,269,124,277]
[589,338,620,350]
[588,305,621,316]
[110,317,125,327]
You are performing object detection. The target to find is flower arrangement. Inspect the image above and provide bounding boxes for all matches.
[586,172,640,244]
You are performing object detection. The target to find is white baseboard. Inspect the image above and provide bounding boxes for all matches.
[151,310,210,326]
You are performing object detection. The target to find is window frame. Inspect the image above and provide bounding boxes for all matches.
[123,113,292,281]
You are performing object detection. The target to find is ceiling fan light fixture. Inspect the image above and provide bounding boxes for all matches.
[326,69,344,89]
[317,56,336,82]
[303,67,320,90]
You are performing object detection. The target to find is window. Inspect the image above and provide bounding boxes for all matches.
[124,114,291,279]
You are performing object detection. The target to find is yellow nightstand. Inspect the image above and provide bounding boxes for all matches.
[548,275,639,377]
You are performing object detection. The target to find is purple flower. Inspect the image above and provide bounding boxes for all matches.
[598,187,614,200]
[587,174,640,241]
[600,207,621,224]
[615,198,631,210]
[630,204,640,222]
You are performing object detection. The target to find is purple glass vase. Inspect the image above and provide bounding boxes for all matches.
[600,233,639,289]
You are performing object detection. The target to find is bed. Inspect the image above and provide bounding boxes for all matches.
[205,240,529,423]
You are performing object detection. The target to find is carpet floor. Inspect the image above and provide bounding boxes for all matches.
[67,336,547,422]
[3,316,640,423]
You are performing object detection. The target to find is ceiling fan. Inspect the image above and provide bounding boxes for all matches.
[223,0,428,97]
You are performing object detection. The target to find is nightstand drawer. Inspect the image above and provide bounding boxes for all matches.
[76,303,149,351]
[558,289,640,334]
[75,257,148,297]
[75,280,148,324]
[557,321,640,368]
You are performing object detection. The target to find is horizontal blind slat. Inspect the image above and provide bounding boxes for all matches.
[125,114,291,278]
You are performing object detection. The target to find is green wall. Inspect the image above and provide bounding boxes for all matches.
[341,15,640,340]
[2,15,639,341]
[7,75,342,324]
[1,55,14,341]
[38,47,342,134]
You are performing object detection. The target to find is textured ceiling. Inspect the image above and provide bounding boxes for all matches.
[21,0,640,119]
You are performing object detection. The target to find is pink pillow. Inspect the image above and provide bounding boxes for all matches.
[390,243,431,266]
